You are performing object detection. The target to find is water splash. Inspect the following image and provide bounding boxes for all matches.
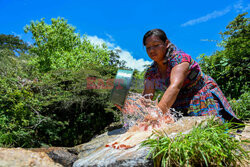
[73,91,209,167]
[73,93,199,167]
[122,92,181,130]
[73,116,209,167]
[104,93,184,150]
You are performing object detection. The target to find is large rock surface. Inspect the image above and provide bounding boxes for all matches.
[73,116,209,167]
[0,148,62,167]
[30,147,78,167]
[0,118,248,167]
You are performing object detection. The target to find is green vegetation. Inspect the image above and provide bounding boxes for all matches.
[199,12,249,99]
[0,18,125,147]
[0,12,249,158]
[24,17,110,72]
[199,12,249,120]
[0,34,30,55]
[229,92,250,121]
[141,118,249,167]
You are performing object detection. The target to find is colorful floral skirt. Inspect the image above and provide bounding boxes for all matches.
[172,74,239,122]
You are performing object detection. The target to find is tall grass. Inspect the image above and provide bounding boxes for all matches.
[141,118,249,167]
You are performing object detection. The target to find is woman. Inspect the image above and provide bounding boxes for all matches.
[142,29,242,124]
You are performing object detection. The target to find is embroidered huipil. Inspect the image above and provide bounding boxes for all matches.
[144,50,237,121]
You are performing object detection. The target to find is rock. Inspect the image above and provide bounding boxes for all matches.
[30,147,78,167]
[239,123,250,151]
[73,116,208,167]
[0,117,247,167]
[74,144,153,167]
[0,148,62,167]
[240,122,250,141]
[237,122,250,167]
[104,121,123,132]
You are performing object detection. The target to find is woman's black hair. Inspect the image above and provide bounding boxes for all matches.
[143,29,177,63]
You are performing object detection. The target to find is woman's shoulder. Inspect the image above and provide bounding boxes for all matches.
[168,50,193,68]
[169,50,191,62]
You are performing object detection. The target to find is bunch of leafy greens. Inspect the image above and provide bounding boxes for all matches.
[141,118,249,167]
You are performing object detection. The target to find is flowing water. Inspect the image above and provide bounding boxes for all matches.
[120,92,184,133]
[73,93,208,167]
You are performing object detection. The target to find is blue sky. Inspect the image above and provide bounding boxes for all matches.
[0,0,249,71]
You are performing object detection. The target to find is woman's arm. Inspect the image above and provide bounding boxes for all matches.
[158,62,190,114]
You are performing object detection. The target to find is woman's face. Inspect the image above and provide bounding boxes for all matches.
[145,35,168,63]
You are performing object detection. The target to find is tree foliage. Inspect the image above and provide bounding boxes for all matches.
[0,17,126,147]
[0,34,30,55]
[24,17,110,72]
[0,67,117,147]
[199,12,249,98]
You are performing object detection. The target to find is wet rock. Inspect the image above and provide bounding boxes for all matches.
[0,148,62,167]
[104,121,123,132]
[1,117,247,167]
[73,116,208,167]
[47,149,78,167]
[74,130,122,158]
[240,122,250,141]
[30,147,78,167]
[74,145,153,167]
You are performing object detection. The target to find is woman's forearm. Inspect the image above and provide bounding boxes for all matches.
[158,85,181,114]
[158,62,189,114]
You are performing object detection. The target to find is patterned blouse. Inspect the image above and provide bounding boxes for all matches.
[144,50,238,122]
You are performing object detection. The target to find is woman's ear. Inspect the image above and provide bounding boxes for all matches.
[165,39,169,46]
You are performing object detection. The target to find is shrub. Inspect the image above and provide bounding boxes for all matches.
[32,69,117,146]
[229,91,250,121]
[198,13,249,99]
[0,77,38,147]
[0,66,120,147]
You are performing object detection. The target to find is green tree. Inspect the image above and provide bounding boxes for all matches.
[199,12,249,98]
[24,17,110,72]
[0,34,30,55]
[0,17,130,147]
[98,49,127,76]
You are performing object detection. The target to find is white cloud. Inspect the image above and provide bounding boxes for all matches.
[234,0,250,12]
[181,0,250,27]
[200,39,218,42]
[234,0,244,12]
[87,35,114,48]
[87,35,151,72]
[105,33,115,42]
[181,7,231,27]
[114,46,151,72]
